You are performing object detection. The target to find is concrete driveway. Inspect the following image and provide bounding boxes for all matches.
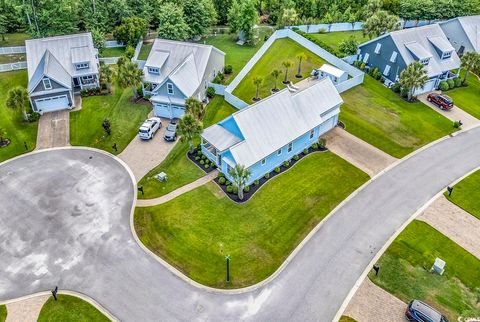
[36,110,70,149]
[1,125,480,322]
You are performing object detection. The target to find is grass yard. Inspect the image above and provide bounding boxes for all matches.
[0,305,6,322]
[202,27,272,84]
[448,72,480,119]
[309,31,369,52]
[138,42,153,60]
[0,71,38,163]
[232,38,326,102]
[0,32,31,46]
[100,46,125,57]
[135,152,369,288]
[370,220,480,320]
[0,53,26,64]
[340,76,456,158]
[339,316,357,322]
[137,96,236,199]
[38,295,109,322]
[445,169,480,220]
[70,86,150,154]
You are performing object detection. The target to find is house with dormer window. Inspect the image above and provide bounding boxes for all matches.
[439,16,480,55]
[142,39,225,119]
[358,24,461,94]
[25,33,99,114]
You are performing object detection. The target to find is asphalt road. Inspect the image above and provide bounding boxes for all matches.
[1,127,480,322]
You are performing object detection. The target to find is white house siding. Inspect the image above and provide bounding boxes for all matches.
[193,49,225,102]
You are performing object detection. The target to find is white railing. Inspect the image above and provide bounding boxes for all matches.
[0,46,26,54]
[104,40,124,48]
[0,61,27,72]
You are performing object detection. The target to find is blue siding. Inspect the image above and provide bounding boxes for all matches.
[218,117,245,140]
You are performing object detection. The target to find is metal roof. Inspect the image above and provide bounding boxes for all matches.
[457,15,480,52]
[405,42,432,60]
[202,124,242,152]
[28,50,72,93]
[319,64,346,78]
[70,46,92,64]
[428,36,454,53]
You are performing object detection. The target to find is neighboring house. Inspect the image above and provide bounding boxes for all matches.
[439,15,480,54]
[142,39,225,119]
[26,33,99,114]
[317,64,348,85]
[201,78,342,186]
[358,24,461,94]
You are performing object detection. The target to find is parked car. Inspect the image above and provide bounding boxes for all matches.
[427,93,454,110]
[405,300,448,322]
[138,117,162,140]
[164,121,178,142]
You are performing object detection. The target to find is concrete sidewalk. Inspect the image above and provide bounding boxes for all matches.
[35,110,70,149]
[5,295,49,322]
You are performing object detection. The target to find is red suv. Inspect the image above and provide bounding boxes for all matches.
[427,93,454,110]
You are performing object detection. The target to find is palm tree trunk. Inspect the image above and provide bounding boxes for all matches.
[238,186,244,200]
[284,68,288,83]
[131,84,137,99]
[297,59,302,76]
[463,70,469,83]
[22,108,28,121]
[408,88,413,101]
[255,85,259,100]
[188,141,193,154]
[274,78,277,90]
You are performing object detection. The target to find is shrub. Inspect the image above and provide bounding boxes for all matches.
[311,143,318,149]
[264,173,270,179]
[136,86,143,98]
[318,138,326,148]
[204,163,210,169]
[360,62,366,70]
[391,83,401,93]
[218,172,225,177]
[197,150,202,156]
[318,28,327,34]
[274,167,281,173]
[210,161,215,167]
[438,81,449,92]
[453,120,462,129]
[195,156,200,161]
[224,65,233,74]
[200,159,205,165]
[244,185,250,193]
[28,112,40,122]
[201,155,206,160]
[207,87,215,98]
[226,180,231,185]
[125,45,135,59]
[447,79,455,89]
[283,161,290,167]
[303,148,308,154]
[293,154,299,161]
[353,60,361,68]
[212,75,223,84]
[454,77,462,88]
[226,185,233,193]
[233,186,238,194]
[254,179,259,186]
[400,87,409,98]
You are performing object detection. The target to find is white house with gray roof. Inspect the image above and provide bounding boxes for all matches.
[439,16,480,54]
[142,39,225,119]
[359,24,461,94]
[201,78,342,185]
[26,33,99,114]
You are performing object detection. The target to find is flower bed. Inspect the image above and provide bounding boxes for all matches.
[186,148,217,173]
[215,144,328,203]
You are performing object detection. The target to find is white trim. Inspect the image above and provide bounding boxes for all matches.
[167,82,174,95]
[42,77,52,90]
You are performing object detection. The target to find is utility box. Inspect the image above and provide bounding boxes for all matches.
[431,257,446,275]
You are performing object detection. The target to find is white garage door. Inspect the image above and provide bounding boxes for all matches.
[35,95,69,113]
[414,79,436,95]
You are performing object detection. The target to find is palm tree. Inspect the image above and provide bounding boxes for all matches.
[185,97,204,120]
[399,61,428,101]
[282,60,293,84]
[6,86,29,121]
[229,164,251,200]
[295,53,307,78]
[100,63,113,93]
[460,51,480,84]
[177,114,202,154]
[252,76,263,101]
[271,69,282,92]
[117,61,143,99]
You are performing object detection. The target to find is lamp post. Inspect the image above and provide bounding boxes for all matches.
[225,255,231,283]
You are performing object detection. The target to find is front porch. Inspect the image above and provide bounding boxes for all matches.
[201,140,220,167]
[74,74,100,91]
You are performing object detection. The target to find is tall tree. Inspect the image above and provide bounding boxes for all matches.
[229,164,251,200]
[182,0,217,39]
[0,14,7,41]
[27,0,78,37]
[280,7,298,27]
[185,97,204,120]
[156,3,190,40]
[113,16,148,47]
[228,0,258,45]
[252,76,263,101]
[100,63,113,92]
[271,69,282,92]
[282,60,293,84]
[117,61,144,99]
[363,10,400,39]
[213,0,232,25]
[6,86,29,121]
[460,51,480,84]
[399,61,428,101]
[90,27,105,53]
[177,114,203,154]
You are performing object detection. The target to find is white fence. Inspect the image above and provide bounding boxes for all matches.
[0,46,26,54]
[99,57,118,65]
[209,83,226,95]
[132,40,143,62]
[291,22,364,34]
[0,61,27,72]
[105,40,124,48]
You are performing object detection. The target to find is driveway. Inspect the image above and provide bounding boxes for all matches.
[118,118,178,182]
[1,126,480,322]
[418,92,480,130]
[35,110,70,149]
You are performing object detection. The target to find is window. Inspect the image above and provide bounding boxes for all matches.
[374,43,381,54]
[82,75,93,80]
[148,67,159,74]
[261,158,266,165]
[227,164,233,174]
[383,65,391,76]
[309,129,315,139]
[287,142,293,153]
[420,58,430,65]
[363,53,370,64]
[390,51,397,63]
[442,51,452,59]
[277,148,282,155]
[42,78,52,90]
[167,83,174,95]
[75,62,89,70]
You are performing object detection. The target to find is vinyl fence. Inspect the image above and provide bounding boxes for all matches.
[105,40,124,48]
[0,61,27,72]
[0,46,26,54]
[290,22,364,34]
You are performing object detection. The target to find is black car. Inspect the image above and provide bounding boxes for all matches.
[405,300,448,322]
[164,121,177,141]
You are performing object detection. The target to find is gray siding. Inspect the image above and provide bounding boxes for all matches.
[155,79,187,101]
[193,49,225,101]
[31,76,71,94]
[439,20,475,53]
[359,36,407,83]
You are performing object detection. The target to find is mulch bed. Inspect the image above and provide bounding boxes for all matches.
[187,148,218,174]
[214,145,328,203]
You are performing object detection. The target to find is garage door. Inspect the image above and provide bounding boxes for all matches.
[35,95,69,113]
[413,79,436,95]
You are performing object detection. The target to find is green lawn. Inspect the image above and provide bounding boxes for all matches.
[0,305,6,322]
[135,152,369,288]
[137,96,236,199]
[232,38,326,102]
[448,72,480,119]
[445,169,480,220]
[0,53,26,64]
[340,76,456,158]
[138,42,153,60]
[70,86,150,154]
[100,46,125,57]
[370,220,480,321]
[0,32,31,46]
[202,27,272,84]
[339,316,357,322]
[38,295,109,322]
[0,71,38,163]
[309,31,369,52]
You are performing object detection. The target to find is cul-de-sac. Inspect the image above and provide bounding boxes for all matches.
[1,0,480,321]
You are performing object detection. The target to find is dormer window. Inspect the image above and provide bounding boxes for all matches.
[75,62,89,70]
[148,67,160,74]
[43,77,52,90]
[442,51,452,59]
[167,83,174,95]
[374,43,381,54]
[420,58,430,65]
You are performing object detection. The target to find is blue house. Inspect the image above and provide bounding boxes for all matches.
[200,78,343,185]
[439,16,480,54]
[358,24,461,94]
[142,39,225,119]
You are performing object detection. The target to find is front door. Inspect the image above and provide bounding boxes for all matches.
[73,77,80,87]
